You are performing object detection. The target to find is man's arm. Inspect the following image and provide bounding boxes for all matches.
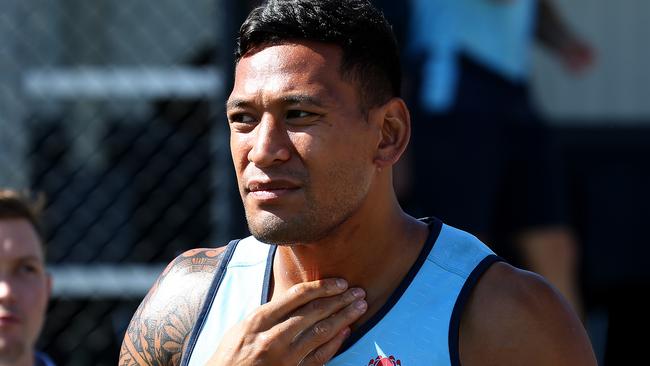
[489,0,594,72]
[459,262,597,366]
[119,247,226,366]
[535,0,594,73]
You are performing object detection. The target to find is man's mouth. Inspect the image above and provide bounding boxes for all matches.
[0,313,20,326]
[246,179,301,200]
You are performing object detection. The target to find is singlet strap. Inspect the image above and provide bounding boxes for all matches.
[180,240,240,366]
[335,217,443,355]
[260,244,278,304]
[448,254,503,366]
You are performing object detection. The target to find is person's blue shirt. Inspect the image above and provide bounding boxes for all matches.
[409,0,460,112]
[408,0,538,113]
[35,351,56,366]
[456,0,537,83]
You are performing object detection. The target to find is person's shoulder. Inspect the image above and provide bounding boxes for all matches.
[119,245,228,366]
[163,246,228,278]
[35,351,57,366]
[459,261,597,366]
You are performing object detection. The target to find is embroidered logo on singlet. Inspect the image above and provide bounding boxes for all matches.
[367,355,401,365]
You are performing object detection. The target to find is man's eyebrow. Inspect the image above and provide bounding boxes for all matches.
[226,95,328,111]
[19,255,43,262]
[8,255,45,265]
[280,94,327,107]
[226,98,250,111]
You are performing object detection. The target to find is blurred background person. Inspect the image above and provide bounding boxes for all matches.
[0,190,55,366]
[403,0,594,316]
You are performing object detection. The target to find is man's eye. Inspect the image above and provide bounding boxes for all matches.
[18,263,40,275]
[286,110,313,119]
[229,113,256,123]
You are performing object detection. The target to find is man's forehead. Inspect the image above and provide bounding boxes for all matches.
[0,219,44,260]
[230,41,350,105]
[236,41,342,79]
[241,40,342,65]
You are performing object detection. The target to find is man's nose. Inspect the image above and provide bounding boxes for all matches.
[0,279,13,302]
[248,115,291,167]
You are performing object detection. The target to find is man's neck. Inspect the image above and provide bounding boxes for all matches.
[0,353,33,366]
[271,210,430,328]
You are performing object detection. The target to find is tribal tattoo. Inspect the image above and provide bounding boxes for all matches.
[119,248,226,366]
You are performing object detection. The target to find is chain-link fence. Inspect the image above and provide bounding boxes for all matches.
[0,1,253,364]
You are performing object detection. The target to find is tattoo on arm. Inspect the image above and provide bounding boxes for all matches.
[119,248,226,366]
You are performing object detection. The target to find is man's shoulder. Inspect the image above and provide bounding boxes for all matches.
[118,245,229,366]
[151,246,229,300]
[458,262,596,366]
[145,245,229,314]
[164,246,228,278]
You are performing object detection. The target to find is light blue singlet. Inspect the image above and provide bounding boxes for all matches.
[181,218,501,366]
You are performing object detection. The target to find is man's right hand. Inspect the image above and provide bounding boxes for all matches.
[205,278,367,366]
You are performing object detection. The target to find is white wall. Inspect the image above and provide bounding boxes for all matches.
[532,0,650,124]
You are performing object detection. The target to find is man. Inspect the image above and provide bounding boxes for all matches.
[0,190,55,366]
[120,1,596,365]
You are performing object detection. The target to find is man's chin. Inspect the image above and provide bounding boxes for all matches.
[0,337,26,364]
[247,213,316,245]
[249,224,298,245]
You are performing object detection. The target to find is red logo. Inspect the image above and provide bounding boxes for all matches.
[368,355,401,366]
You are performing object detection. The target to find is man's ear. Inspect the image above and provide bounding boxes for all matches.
[373,97,411,168]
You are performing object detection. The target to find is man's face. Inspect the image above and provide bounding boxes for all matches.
[0,219,50,363]
[227,41,380,244]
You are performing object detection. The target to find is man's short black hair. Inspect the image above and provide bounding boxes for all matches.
[236,0,401,111]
